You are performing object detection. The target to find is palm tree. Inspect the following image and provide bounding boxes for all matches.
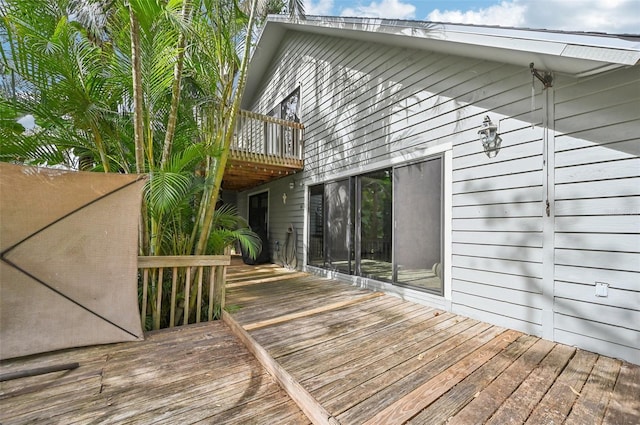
[2,0,303,328]
[1,0,303,256]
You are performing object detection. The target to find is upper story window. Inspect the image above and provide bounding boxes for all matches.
[281,87,300,122]
[269,87,300,122]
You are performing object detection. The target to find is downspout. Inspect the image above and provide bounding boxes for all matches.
[541,72,556,341]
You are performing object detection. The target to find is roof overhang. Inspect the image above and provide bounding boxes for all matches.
[243,15,640,106]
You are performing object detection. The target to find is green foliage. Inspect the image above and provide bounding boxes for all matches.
[1,0,296,327]
[206,203,262,256]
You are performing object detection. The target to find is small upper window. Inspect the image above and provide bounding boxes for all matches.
[281,87,300,122]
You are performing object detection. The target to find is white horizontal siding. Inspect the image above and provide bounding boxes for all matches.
[555,233,640,253]
[555,265,638,292]
[453,255,542,278]
[453,202,542,218]
[552,69,640,364]
[554,281,639,312]
[555,177,640,199]
[452,230,543,247]
[555,215,640,234]
[453,243,543,262]
[555,139,639,165]
[452,186,544,206]
[449,65,545,333]
[453,171,543,195]
[554,328,639,366]
[452,267,543,292]
[453,300,542,336]
[243,27,640,364]
[555,196,640,216]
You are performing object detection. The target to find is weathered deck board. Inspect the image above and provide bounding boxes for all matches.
[0,321,308,425]
[2,260,638,424]
[225,262,640,425]
[406,334,539,424]
[603,362,640,425]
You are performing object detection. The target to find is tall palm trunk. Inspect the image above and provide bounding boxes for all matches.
[129,6,149,256]
[160,0,193,170]
[193,0,259,256]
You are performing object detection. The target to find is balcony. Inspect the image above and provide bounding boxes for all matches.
[223,110,304,191]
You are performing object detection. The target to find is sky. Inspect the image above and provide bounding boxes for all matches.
[302,0,640,34]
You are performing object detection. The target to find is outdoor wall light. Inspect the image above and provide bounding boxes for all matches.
[289,181,295,190]
[478,115,502,158]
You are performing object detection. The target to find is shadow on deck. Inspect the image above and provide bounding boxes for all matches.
[1,259,638,424]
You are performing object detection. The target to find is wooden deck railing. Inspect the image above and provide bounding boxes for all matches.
[232,109,304,165]
[137,255,231,331]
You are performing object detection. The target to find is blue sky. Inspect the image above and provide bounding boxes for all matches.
[303,0,640,34]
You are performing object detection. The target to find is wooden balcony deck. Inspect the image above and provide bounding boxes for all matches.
[1,259,638,424]
[224,110,304,191]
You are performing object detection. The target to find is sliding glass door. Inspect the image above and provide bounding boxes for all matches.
[307,156,443,295]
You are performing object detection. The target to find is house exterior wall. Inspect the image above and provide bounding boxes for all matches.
[239,28,639,363]
[551,67,640,362]
[237,174,305,265]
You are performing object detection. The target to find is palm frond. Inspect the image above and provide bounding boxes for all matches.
[145,171,193,217]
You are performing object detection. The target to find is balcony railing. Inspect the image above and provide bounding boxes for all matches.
[232,110,304,166]
[138,255,231,331]
[223,110,304,191]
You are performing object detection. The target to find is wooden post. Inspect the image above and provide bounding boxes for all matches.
[170,267,178,328]
[196,266,203,323]
[154,267,163,330]
[208,268,215,321]
[184,266,191,325]
[141,269,149,329]
[213,264,227,315]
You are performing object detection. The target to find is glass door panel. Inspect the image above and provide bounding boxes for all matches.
[325,179,354,274]
[308,185,324,267]
[394,158,443,294]
[358,169,392,281]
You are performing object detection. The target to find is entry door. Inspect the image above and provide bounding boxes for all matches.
[248,192,269,236]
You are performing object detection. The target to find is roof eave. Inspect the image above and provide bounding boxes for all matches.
[242,16,640,107]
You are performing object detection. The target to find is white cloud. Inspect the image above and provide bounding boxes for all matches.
[17,114,35,130]
[340,0,416,19]
[517,0,640,34]
[427,1,526,28]
[305,0,335,15]
[426,0,640,34]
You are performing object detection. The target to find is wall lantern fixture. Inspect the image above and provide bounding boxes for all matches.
[289,181,295,190]
[478,115,502,158]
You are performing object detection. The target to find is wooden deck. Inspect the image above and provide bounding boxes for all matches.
[224,261,640,425]
[1,259,638,424]
[0,321,309,424]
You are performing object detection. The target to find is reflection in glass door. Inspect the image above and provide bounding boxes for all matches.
[308,185,324,267]
[357,169,392,281]
[325,179,354,274]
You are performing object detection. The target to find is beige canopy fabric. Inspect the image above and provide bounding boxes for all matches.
[0,163,146,360]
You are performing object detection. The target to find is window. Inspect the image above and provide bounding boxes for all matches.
[281,88,300,122]
[265,87,300,157]
[307,157,443,295]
